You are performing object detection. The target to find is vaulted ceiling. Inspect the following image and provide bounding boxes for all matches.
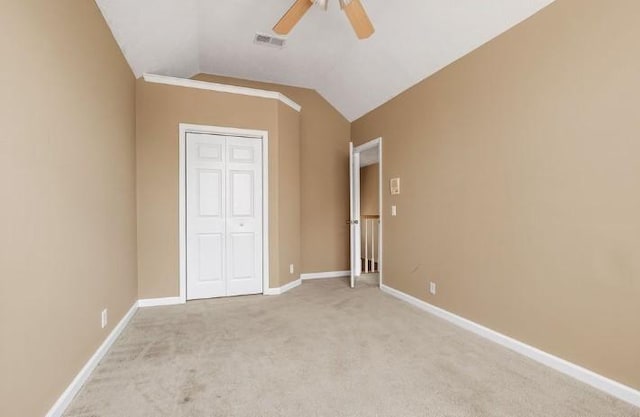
[95,0,554,121]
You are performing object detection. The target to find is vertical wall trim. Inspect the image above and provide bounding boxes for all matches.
[353,137,383,288]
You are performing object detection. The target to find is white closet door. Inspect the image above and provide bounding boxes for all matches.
[225,137,263,296]
[186,132,263,300]
[187,133,227,299]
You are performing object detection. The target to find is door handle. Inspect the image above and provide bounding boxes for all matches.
[346,220,359,225]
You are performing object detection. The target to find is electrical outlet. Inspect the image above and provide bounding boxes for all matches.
[289,264,294,274]
[391,205,397,216]
[429,282,436,295]
[101,309,108,329]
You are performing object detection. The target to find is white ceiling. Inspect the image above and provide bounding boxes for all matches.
[95,0,554,121]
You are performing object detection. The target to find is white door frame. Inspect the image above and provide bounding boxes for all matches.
[349,143,360,287]
[179,123,270,302]
[351,137,383,288]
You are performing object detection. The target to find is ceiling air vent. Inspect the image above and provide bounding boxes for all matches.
[254,32,287,49]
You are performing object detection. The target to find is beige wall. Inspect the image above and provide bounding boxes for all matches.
[193,74,351,274]
[277,103,302,285]
[136,80,301,297]
[360,164,379,217]
[352,0,640,389]
[3,3,637,417]
[360,164,380,268]
[0,2,137,416]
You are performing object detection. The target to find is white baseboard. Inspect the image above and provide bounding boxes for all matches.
[301,270,350,280]
[137,297,185,308]
[45,302,138,417]
[264,278,301,295]
[44,278,307,417]
[380,284,640,408]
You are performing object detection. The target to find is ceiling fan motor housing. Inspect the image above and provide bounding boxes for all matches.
[312,0,354,10]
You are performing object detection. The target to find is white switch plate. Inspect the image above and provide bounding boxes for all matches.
[101,309,108,329]
[391,205,397,216]
[429,282,436,295]
[289,264,294,274]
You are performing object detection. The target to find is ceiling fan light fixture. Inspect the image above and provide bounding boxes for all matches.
[273,0,373,39]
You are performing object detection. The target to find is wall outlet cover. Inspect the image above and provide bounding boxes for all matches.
[429,282,436,295]
[289,264,294,274]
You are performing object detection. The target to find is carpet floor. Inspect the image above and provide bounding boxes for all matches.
[64,278,639,417]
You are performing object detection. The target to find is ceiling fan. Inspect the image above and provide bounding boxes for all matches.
[273,0,375,39]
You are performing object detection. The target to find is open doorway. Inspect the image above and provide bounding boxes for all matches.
[349,138,382,288]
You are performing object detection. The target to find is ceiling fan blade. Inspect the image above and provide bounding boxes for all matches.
[343,0,375,39]
[273,0,313,35]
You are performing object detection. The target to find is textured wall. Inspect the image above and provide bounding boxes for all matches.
[277,102,302,286]
[360,164,380,217]
[352,0,640,389]
[193,74,352,275]
[0,2,137,416]
[136,80,301,296]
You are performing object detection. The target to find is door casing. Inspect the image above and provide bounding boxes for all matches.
[179,123,270,302]
[350,137,383,288]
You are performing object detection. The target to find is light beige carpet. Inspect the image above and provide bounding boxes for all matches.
[64,278,639,417]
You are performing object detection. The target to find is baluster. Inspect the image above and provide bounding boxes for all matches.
[364,218,369,273]
[372,219,375,272]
